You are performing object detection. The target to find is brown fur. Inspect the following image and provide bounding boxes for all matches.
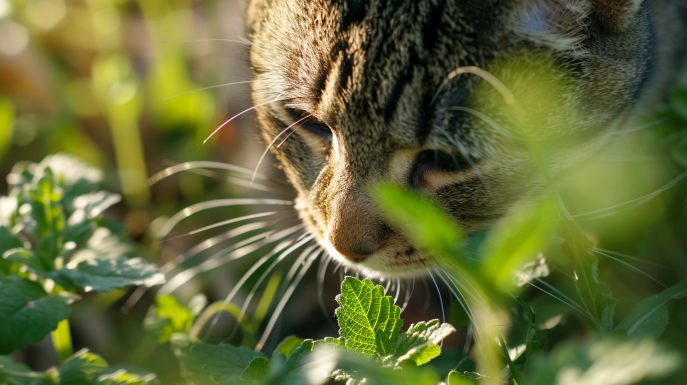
[246,0,687,277]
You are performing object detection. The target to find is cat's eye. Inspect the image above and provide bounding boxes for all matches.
[411,150,474,187]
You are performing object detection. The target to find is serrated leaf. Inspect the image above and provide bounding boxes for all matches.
[335,277,402,356]
[389,320,455,366]
[615,278,687,339]
[513,297,545,368]
[558,219,616,325]
[0,277,71,354]
[58,349,108,385]
[239,357,269,383]
[190,343,266,383]
[48,258,164,293]
[275,336,305,359]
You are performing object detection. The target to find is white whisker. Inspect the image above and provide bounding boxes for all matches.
[605,117,668,136]
[592,250,667,288]
[204,98,285,144]
[318,253,338,331]
[426,266,446,325]
[164,81,255,101]
[156,198,293,239]
[150,160,291,187]
[161,211,292,242]
[159,225,305,295]
[251,115,312,183]
[256,249,323,352]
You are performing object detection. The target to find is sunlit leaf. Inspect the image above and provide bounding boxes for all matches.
[47,258,164,293]
[275,336,305,359]
[58,349,108,384]
[0,277,71,354]
[335,277,402,356]
[388,320,456,366]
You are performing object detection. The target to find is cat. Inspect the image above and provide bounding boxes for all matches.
[244,0,687,278]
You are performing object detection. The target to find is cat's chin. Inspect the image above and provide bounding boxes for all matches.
[322,242,431,279]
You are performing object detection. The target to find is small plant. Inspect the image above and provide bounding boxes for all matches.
[0,154,163,383]
[184,276,456,385]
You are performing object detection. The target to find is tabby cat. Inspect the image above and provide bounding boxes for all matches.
[244,0,687,277]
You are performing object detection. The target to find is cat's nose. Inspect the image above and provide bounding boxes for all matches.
[333,246,371,260]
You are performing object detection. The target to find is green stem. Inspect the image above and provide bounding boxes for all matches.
[498,335,525,385]
[51,319,73,362]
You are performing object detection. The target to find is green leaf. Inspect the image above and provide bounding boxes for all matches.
[0,355,54,385]
[47,258,164,293]
[284,340,313,370]
[240,357,269,383]
[389,320,455,366]
[0,227,23,277]
[446,371,477,385]
[58,349,108,385]
[0,277,71,354]
[335,277,402,356]
[144,295,195,343]
[615,278,687,339]
[190,343,266,383]
[481,199,556,293]
[4,248,51,273]
[558,219,616,326]
[275,336,305,359]
[513,298,545,367]
[374,183,463,258]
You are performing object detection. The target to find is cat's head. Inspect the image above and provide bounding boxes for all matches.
[245,0,654,276]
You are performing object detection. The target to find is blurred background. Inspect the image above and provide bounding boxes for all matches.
[2,0,687,383]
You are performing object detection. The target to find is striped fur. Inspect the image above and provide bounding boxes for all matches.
[246,0,687,276]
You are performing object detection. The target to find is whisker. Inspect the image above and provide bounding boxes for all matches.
[251,115,312,183]
[394,277,401,304]
[277,117,313,148]
[431,65,515,106]
[605,117,669,136]
[226,243,319,341]
[160,38,250,45]
[204,98,285,144]
[151,160,291,187]
[160,211,292,242]
[426,266,446,325]
[156,198,293,239]
[593,248,667,268]
[159,224,305,295]
[592,250,668,288]
[572,170,687,220]
[164,81,255,101]
[256,249,323,351]
[446,106,511,137]
[161,222,290,275]
[203,235,315,341]
[318,253,338,331]
[402,262,416,313]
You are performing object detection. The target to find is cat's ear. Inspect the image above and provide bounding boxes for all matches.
[589,0,645,33]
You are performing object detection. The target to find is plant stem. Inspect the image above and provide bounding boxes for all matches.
[499,335,525,385]
[51,319,73,362]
